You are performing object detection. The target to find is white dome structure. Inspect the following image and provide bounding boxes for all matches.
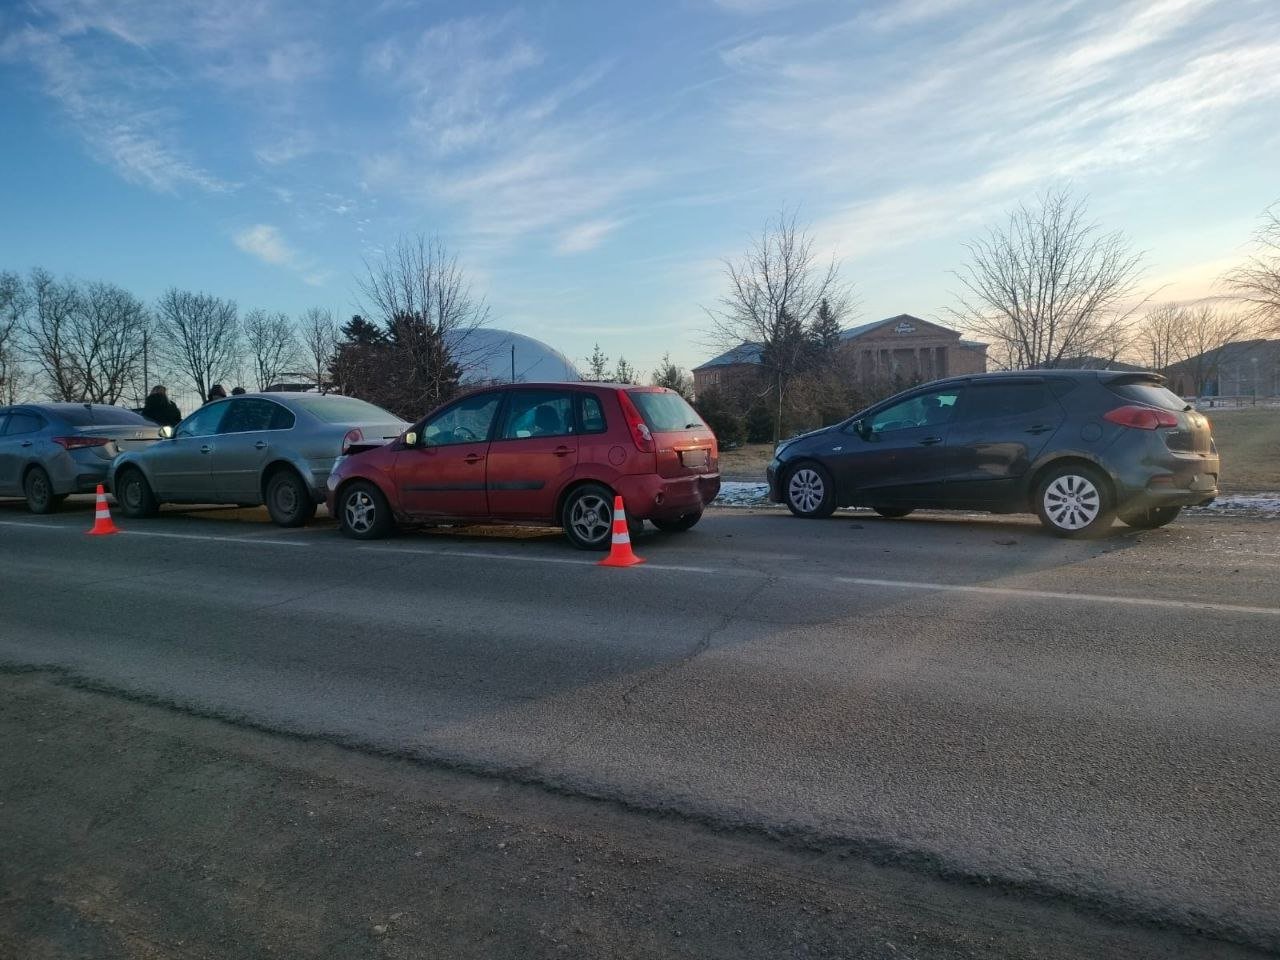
[451,328,581,384]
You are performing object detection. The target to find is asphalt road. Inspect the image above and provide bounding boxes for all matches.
[2,499,1279,952]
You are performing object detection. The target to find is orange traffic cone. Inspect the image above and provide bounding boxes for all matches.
[598,495,644,568]
[86,484,119,536]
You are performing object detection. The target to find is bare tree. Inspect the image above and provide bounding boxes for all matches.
[948,188,1146,370]
[1134,304,1184,373]
[298,307,337,393]
[21,268,85,400]
[1226,202,1280,334]
[1169,304,1253,397]
[155,288,240,402]
[0,271,30,402]
[704,210,851,441]
[243,309,300,391]
[69,281,151,403]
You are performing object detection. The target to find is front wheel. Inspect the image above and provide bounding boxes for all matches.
[1034,464,1115,538]
[785,463,836,519]
[24,467,65,514]
[265,469,317,527]
[116,467,159,518]
[1119,505,1181,530]
[651,510,702,533]
[562,483,615,550]
[337,481,394,539]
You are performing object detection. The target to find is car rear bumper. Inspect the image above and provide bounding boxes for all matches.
[614,472,721,520]
[1111,444,1221,510]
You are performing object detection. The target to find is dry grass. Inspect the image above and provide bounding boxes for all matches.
[717,410,1280,491]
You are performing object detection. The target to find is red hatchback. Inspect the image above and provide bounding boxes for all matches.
[326,383,720,548]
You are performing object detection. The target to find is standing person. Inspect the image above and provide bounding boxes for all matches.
[142,385,182,427]
[231,386,246,395]
[206,384,228,404]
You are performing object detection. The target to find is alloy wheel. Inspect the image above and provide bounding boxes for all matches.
[1043,474,1101,531]
[788,468,825,514]
[569,493,612,545]
[344,489,376,534]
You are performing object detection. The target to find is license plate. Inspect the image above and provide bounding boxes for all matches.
[680,449,709,470]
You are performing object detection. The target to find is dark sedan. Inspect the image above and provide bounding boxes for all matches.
[766,370,1219,537]
[0,403,160,513]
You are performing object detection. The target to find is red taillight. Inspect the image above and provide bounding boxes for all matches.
[53,436,111,450]
[1102,405,1179,430]
[341,427,364,454]
[616,391,655,453]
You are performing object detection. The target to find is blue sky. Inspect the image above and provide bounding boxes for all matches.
[2,0,1279,376]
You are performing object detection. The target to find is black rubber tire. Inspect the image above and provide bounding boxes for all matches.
[561,483,616,551]
[1034,463,1115,539]
[651,510,703,533]
[264,469,317,527]
[1119,505,1182,530]
[873,507,914,519]
[116,467,159,518]
[784,462,837,519]
[24,467,64,514]
[336,481,394,540]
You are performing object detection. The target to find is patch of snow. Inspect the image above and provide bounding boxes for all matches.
[715,481,770,506]
[1188,494,1280,517]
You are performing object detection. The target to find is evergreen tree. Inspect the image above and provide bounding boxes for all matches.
[650,353,693,399]
[341,314,386,346]
[810,298,844,352]
[586,343,609,381]
[613,356,636,384]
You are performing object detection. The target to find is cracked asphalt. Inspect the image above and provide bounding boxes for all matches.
[2,499,1279,955]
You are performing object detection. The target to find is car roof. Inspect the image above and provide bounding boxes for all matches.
[922,369,1163,390]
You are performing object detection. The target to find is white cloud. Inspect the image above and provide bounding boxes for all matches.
[233,224,298,266]
[556,219,625,254]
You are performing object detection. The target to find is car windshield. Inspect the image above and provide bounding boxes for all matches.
[1107,380,1189,411]
[628,390,704,431]
[288,395,400,424]
[55,405,151,426]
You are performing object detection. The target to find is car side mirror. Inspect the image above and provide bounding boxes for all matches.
[403,431,419,448]
[852,419,871,440]
[159,425,175,439]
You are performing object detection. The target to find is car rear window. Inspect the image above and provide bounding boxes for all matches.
[56,405,151,426]
[288,395,399,423]
[627,390,705,432]
[1106,380,1188,411]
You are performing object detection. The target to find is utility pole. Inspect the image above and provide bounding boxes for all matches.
[511,343,516,383]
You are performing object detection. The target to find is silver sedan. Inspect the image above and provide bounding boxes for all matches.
[108,393,407,526]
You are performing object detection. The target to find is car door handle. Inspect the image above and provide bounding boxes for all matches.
[1025,424,1053,435]
[200,445,213,454]
[20,440,32,447]
[464,454,484,464]
[254,441,268,450]
[552,445,575,457]
[918,436,943,446]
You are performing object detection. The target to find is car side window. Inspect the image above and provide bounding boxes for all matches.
[960,383,1052,421]
[176,402,227,438]
[422,392,502,446]
[3,412,44,436]
[498,390,575,440]
[576,393,607,434]
[268,402,295,430]
[867,389,961,434]
[221,398,287,433]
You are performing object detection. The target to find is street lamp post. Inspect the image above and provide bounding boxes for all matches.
[1252,356,1259,405]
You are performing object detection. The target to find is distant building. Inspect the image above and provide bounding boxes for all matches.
[1164,338,1280,398]
[692,314,987,396]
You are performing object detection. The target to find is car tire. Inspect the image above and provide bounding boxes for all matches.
[24,467,64,514]
[116,467,159,518]
[1118,505,1182,530]
[873,506,914,519]
[784,463,837,519]
[1034,463,1115,538]
[337,481,394,540]
[264,468,317,527]
[651,510,703,533]
[562,483,616,550]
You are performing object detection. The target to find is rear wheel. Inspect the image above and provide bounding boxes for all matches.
[562,483,615,550]
[265,469,317,527]
[873,506,914,519]
[785,463,836,519]
[1034,464,1115,538]
[24,467,64,514]
[337,481,394,539]
[1119,505,1181,529]
[116,467,159,518]
[651,510,703,533]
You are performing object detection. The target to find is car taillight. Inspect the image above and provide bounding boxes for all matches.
[616,391,655,453]
[341,427,364,454]
[53,436,111,450]
[1102,405,1179,430]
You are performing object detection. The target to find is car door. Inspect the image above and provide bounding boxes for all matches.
[211,397,292,503]
[945,380,1066,505]
[0,409,11,494]
[485,389,580,520]
[829,385,964,505]
[0,409,43,495]
[395,391,503,519]
[145,401,228,500]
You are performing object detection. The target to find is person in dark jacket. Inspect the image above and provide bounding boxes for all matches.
[231,386,246,395]
[206,384,228,403]
[141,385,182,426]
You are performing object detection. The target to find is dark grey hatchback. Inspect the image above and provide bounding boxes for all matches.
[766,370,1219,537]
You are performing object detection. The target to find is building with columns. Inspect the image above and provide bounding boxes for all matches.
[693,314,987,396]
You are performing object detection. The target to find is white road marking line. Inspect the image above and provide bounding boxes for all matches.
[0,519,308,547]
[834,576,1280,617]
[357,545,719,574]
[0,520,74,531]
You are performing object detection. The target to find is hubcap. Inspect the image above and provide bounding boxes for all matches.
[274,480,298,516]
[1044,474,1101,530]
[30,475,48,505]
[125,476,142,509]
[569,494,611,544]
[344,490,375,533]
[788,468,824,514]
